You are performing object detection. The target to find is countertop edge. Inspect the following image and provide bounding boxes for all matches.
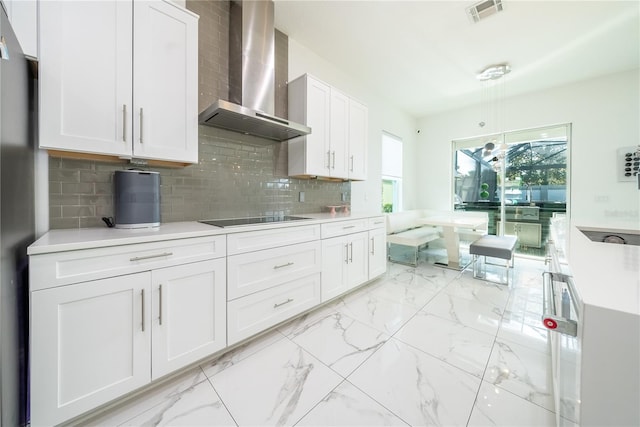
[28,213,384,255]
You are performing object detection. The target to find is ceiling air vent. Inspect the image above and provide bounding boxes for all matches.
[467,0,504,23]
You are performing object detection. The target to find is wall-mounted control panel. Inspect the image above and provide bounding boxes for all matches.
[618,146,640,182]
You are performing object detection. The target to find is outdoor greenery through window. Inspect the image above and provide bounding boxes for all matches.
[456,140,567,205]
[453,124,569,257]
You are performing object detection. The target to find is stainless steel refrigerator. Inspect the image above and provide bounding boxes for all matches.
[0,4,35,426]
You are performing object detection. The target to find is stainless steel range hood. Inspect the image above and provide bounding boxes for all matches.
[198,0,310,142]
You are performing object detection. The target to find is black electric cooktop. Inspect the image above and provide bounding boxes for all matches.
[199,216,311,228]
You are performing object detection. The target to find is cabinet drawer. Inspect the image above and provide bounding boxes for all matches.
[368,216,386,230]
[227,273,321,345]
[227,241,321,300]
[30,236,226,290]
[321,219,369,239]
[227,224,320,255]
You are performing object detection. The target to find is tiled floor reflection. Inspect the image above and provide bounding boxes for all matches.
[88,256,555,426]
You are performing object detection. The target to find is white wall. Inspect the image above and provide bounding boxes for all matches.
[287,38,419,213]
[416,68,640,225]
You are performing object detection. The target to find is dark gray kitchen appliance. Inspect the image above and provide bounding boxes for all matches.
[200,216,310,228]
[114,170,160,228]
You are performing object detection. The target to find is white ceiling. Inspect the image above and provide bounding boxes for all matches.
[274,0,640,118]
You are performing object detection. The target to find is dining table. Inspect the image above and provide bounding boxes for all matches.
[418,213,489,270]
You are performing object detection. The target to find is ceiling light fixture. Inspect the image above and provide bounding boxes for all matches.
[477,63,511,81]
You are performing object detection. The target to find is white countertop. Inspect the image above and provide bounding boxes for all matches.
[27,212,382,255]
[556,220,640,316]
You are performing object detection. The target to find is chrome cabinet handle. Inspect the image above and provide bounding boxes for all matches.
[331,151,336,169]
[159,284,163,325]
[349,242,353,262]
[541,272,578,336]
[273,298,293,308]
[344,243,349,264]
[343,225,356,229]
[123,104,127,142]
[141,289,145,332]
[139,108,144,143]
[130,252,173,262]
[273,262,294,269]
[371,237,375,255]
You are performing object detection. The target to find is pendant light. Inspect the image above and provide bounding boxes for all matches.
[477,63,510,236]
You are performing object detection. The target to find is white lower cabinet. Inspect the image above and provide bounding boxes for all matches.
[28,216,386,425]
[321,231,369,301]
[151,259,227,379]
[227,273,321,345]
[29,237,227,426]
[30,273,152,427]
[368,226,387,278]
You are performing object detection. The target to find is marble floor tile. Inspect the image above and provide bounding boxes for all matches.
[396,263,456,292]
[289,311,390,377]
[333,288,420,335]
[423,291,503,335]
[484,338,555,412]
[276,295,345,337]
[395,311,495,378]
[498,314,550,353]
[296,381,408,426]
[348,338,481,427]
[85,367,209,426]
[201,328,286,378]
[209,337,343,426]
[119,379,236,426]
[444,272,511,310]
[468,381,556,427]
[362,276,439,309]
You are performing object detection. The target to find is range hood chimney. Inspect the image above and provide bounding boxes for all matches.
[198,0,311,142]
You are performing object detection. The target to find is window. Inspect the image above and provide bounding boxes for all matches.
[381,132,403,212]
[452,124,570,257]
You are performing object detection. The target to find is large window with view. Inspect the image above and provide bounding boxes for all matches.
[382,132,403,213]
[453,124,569,257]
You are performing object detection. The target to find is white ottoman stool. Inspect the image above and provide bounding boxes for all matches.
[469,235,518,285]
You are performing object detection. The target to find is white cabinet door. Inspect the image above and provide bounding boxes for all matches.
[39,1,133,157]
[321,231,368,302]
[321,235,349,301]
[348,99,368,180]
[368,227,387,279]
[30,273,151,427]
[346,231,369,288]
[151,259,226,379]
[132,1,198,163]
[330,88,349,179]
[288,75,331,177]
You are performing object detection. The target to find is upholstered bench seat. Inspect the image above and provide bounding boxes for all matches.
[469,235,518,285]
[386,227,441,248]
[385,210,443,266]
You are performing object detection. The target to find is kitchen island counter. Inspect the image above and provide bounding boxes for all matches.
[555,220,640,316]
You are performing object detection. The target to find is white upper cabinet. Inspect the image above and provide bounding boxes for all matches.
[132,0,198,163]
[287,74,331,177]
[348,99,368,180]
[39,0,199,164]
[4,0,38,58]
[288,74,369,181]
